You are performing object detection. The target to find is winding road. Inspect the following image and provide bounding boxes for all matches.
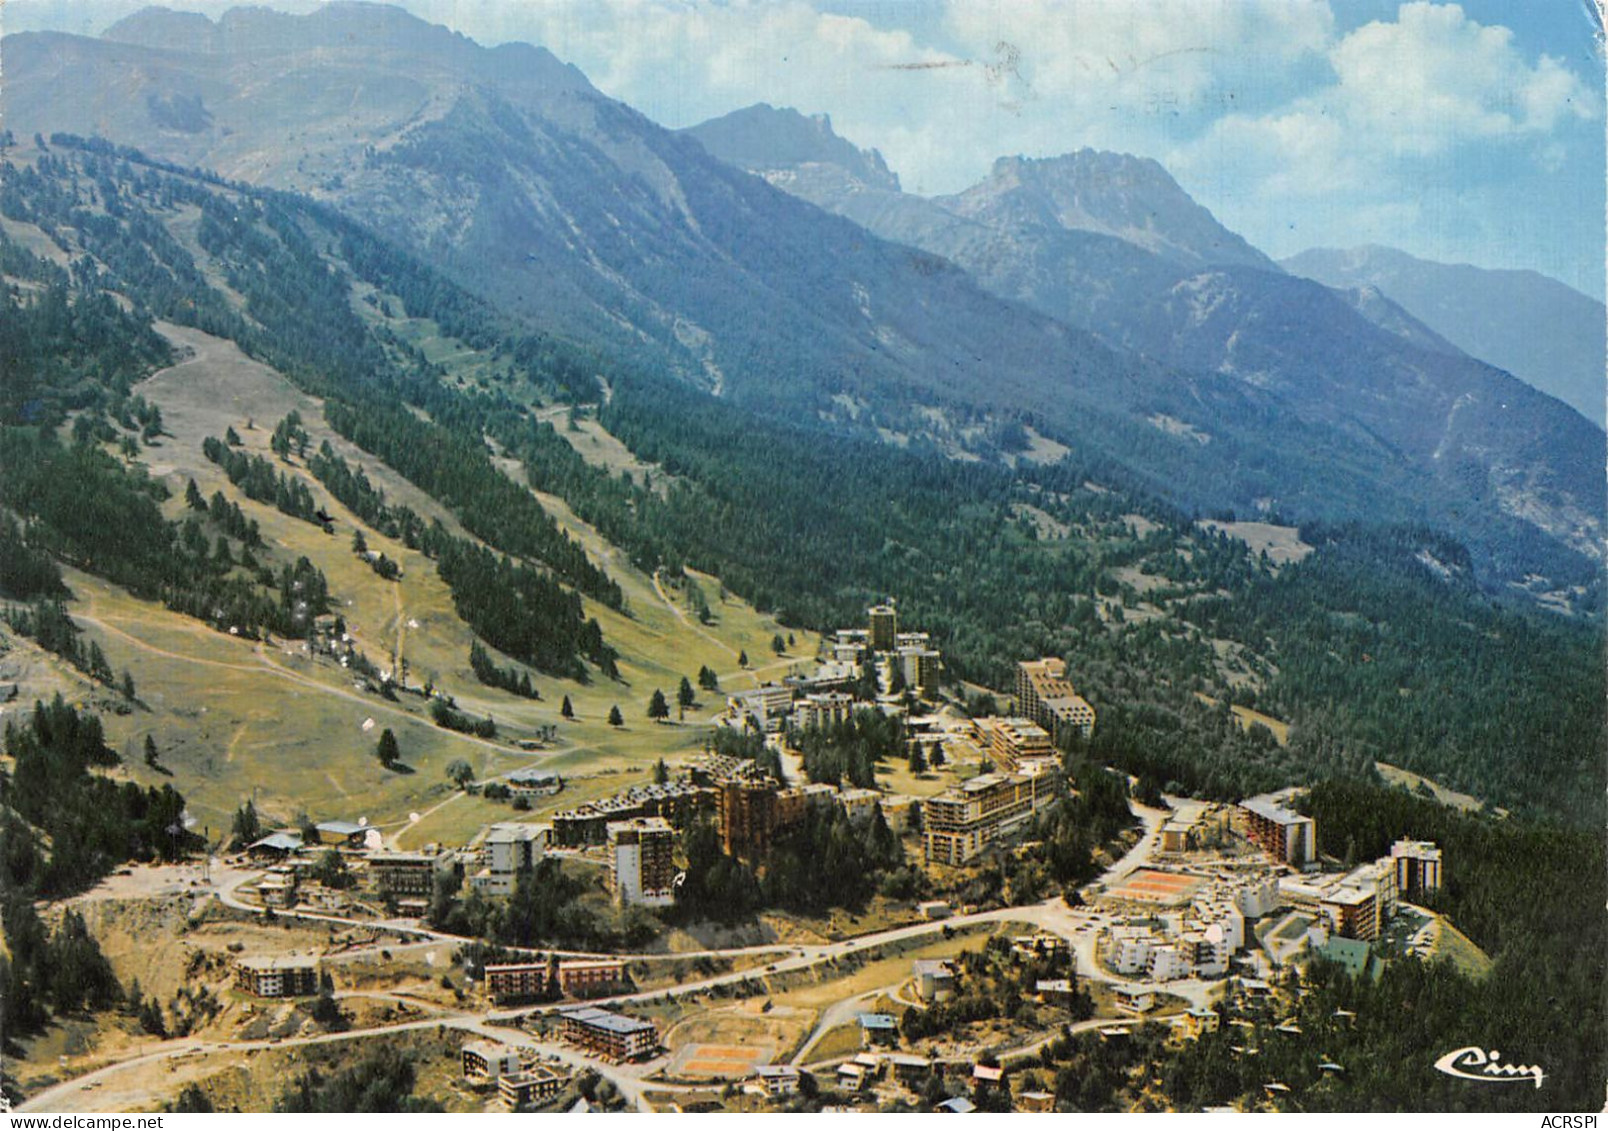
[21,800,1201,1113]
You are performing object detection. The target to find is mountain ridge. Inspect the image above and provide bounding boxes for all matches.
[1282,244,1606,426]
[2,7,1600,592]
[685,102,1604,574]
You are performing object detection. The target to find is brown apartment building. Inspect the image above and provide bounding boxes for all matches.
[1015,658,1096,742]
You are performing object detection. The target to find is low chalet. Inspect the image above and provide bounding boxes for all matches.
[858,1012,898,1047]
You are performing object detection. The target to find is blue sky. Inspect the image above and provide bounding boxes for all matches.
[7,0,1604,297]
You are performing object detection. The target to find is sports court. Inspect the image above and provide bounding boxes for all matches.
[1105,868,1205,905]
[672,1043,771,1079]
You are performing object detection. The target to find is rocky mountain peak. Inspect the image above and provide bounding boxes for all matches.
[943,149,1277,272]
[684,103,900,192]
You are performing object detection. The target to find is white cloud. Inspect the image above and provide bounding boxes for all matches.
[1168,1,1598,277]
[1327,1,1594,153]
[941,0,1334,104]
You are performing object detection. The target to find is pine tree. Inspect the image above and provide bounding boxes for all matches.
[184,478,205,511]
[607,705,624,727]
[654,758,669,785]
[677,677,696,709]
[144,734,160,769]
[376,728,400,769]
[232,800,261,847]
[697,665,719,691]
[737,650,749,668]
[561,696,574,719]
[647,689,670,721]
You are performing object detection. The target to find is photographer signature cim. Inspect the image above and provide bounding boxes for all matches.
[1434,1046,1545,1088]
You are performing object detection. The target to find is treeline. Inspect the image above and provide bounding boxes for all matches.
[794,710,904,789]
[305,443,428,549]
[0,696,193,895]
[0,514,66,601]
[306,438,609,679]
[0,699,195,1046]
[673,800,911,920]
[0,428,330,640]
[275,1047,443,1113]
[429,697,497,739]
[1183,524,1606,824]
[428,857,658,953]
[434,536,614,680]
[3,147,623,649]
[201,434,321,525]
[0,269,171,429]
[184,480,264,549]
[322,399,620,608]
[469,641,539,699]
[2,600,135,700]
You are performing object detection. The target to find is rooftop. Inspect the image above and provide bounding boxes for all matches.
[559,1006,655,1036]
[857,1012,897,1030]
[237,954,318,972]
[315,820,364,836]
[249,832,304,852]
[1240,798,1309,826]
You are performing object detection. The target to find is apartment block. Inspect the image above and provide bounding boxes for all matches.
[979,716,1057,770]
[606,817,677,908]
[896,646,941,698]
[923,767,1053,866]
[470,822,551,896]
[484,962,551,1004]
[1238,797,1316,866]
[1015,657,1096,741]
[558,1006,658,1062]
[235,955,320,998]
[1390,839,1443,894]
[718,779,808,858]
[794,691,856,731]
[868,603,899,652]
[462,1041,521,1082]
[558,959,628,997]
[367,850,445,898]
[1320,860,1397,942]
[499,1065,571,1108]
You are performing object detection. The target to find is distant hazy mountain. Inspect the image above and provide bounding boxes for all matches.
[1283,246,1605,426]
[4,7,1601,588]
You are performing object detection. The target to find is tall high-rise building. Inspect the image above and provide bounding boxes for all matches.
[868,602,899,652]
[897,646,941,698]
[1239,798,1315,866]
[1390,839,1443,894]
[606,817,677,907]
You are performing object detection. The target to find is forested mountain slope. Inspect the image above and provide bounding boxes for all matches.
[1,137,1599,828]
[687,106,1606,592]
[2,4,1600,598]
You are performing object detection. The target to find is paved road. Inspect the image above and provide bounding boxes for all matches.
[27,795,1200,1111]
